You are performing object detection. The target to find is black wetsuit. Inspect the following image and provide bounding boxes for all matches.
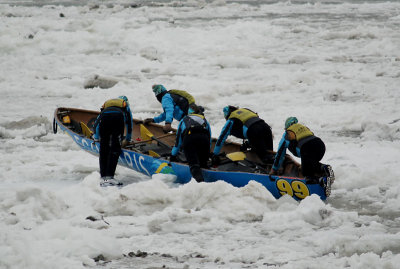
[183,132,210,182]
[171,114,212,182]
[299,137,326,177]
[246,120,274,162]
[273,130,326,177]
[94,107,125,178]
[214,117,273,163]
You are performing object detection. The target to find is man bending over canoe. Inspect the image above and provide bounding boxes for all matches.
[144,84,196,133]
[270,117,335,197]
[212,106,274,166]
[170,104,211,182]
[93,96,133,187]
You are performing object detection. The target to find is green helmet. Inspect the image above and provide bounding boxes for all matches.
[285,117,298,129]
[152,84,167,96]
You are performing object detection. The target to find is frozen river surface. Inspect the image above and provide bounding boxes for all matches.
[1,0,400,268]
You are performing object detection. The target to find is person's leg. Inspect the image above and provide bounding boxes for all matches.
[247,121,274,163]
[105,115,125,178]
[261,122,273,151]
[311,138,335,196]
[300,138,325,177]
[183,133,205,182]
[301,137,335,196]
[196,134,211,169]
[99,118,111,178]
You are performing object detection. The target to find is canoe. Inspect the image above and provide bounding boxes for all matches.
[53,107,329,201]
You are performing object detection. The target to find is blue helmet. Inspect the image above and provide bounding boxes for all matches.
[118,95,128,102]
[188,104,205,115]
[285,117,298,129]
[223,106,230,119]
[223,105,237,120]
[152,84,167,96]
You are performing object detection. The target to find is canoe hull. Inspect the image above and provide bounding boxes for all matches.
[54,108,327,201]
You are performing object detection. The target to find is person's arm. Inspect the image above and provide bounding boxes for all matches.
[271,132,290,172]
[213,120,233,155]
[125,105,133,141]
[171,120,185,156]
[173,106,186,122]
[154,94,174,124]
[206,120,212,150]
[93,114,102,140]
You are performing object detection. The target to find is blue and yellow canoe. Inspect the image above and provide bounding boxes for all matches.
[53,107,329,201]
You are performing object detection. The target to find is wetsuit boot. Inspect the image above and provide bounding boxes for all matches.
[190,164,204,182]
[321,164,335,197]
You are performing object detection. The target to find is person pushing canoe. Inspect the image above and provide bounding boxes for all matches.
[144,84,196,133]
[93,96,133,187]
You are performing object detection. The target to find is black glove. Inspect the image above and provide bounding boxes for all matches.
[240,140,250,151]
[170,155,178,162]
[211,154,220,166]
[144,118,154,124]
[163,123,172,133]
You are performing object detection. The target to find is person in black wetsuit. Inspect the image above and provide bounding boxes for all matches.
[170,104,211,182]
[270,117,335,196]
[212,105,274,165]
[93,96,133,186]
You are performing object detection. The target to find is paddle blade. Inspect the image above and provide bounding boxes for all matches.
[80,122,93,138]
[148,150,160,157]
[140,124,154,142]
[226,152,246,161]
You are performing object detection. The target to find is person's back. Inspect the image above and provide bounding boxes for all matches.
[144,84,195,133]
[171,104,211,182]
[271,117,335,196]
[213,106,273,165]
[93,96,133,187]
[94,96,133,142]
[168,89,195,115]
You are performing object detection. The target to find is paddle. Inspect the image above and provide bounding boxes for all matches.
[140,124,186,162]
[80,122,93,138]
[226,151,269,174]
[148,150,161,158]
[125,133,176,149]
[140,124,172,149]
[226,152,246,161]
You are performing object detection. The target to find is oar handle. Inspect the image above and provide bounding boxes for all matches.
[152,136,172,149]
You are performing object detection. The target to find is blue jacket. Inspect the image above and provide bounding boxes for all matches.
[272,132,301,171]
[153,93,185,124]
[213,119,250,155]
[93,102,133,141]
[171,114,212,157]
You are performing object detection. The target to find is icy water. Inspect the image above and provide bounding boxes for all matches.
[1,0,400,268]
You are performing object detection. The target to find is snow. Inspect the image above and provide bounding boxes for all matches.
[1,0,400,268]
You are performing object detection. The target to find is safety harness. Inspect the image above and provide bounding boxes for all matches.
[287,123,313,141]
[228,108,262,128]
[287,123,315,150]
[169,90,195,115]
[182,114,209,136]
[102,98,127,110]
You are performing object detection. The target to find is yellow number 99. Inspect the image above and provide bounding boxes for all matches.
[276,179,293,196]
[291,180,310,199]
[276,179,310,199]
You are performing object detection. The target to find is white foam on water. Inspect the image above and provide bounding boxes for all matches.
[1,0,400,268]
